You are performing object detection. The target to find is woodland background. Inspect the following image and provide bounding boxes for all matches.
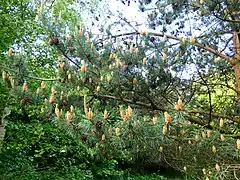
[0,0,240,179]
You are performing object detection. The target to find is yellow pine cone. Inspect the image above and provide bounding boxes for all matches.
[152,116,158,125]
[123,110,129,121]
[8,48,14,56]
[132,78,137,86]
[175,55,179,61]
[66,111,72,123]
[183,166,187,171]
[96,86,101,92]
[202,132,206,140]
[87,33,91,43]
[70,105,74,113]
[81,64,87,73]
[36,88,40,94]
[195,135,199,143]
[115,127,120,136]
[66,34,71,41]
[127,106,133,117]
[119,106,125,119]
[91,42,95,50]
[59,62,65,68]
[106,75,111,83]
[86,108,93,120]
[177,98,183,110]
[202,168,206,175]
[212,145,217,153]
[79,26,83,36]
[44,98,48,104]
[162,52,167,61]
[178,146,182,153]
[162,125,168,135]
[179,130,185,136]
[51,87,57,95]
[220,134,225,142]
[143,57,147,66]
[207,130,211,138]
[189,37,196,44]
[135,47,139,54]
[57,56,62,62]
[101,134,106,141]
[219,118,224,128]
[22,81,28,92]
[159,146,163,152]
[116,59,121,68]
[80,77,86,83]
[49,95,54,104]
[164,112,171,125]
[41,81,46,89]
[89,78,92,84]
[130,44,134,55]
[237,139,240,151]
[181,37,186,44]
[8,76,14,88]
[2,71,6,81]
[104,109,109,120]
[55,104,61,118]
[68,73,71,80]
[215,164,220,172]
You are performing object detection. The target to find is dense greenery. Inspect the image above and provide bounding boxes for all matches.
[1,0,240,179]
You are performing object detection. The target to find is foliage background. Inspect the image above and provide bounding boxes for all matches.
[0,0,240,179]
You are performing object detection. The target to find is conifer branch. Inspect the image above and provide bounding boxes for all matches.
[0,65,58,81]
[109,31,234,64]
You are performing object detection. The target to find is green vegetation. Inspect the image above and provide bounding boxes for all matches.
[0,0,240,179]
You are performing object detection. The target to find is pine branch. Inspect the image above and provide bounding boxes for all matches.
[0,65,58,81]
[187,110,240,123]
[108,31,235,64]
[91,93,240,127]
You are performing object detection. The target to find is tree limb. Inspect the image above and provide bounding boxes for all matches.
[91,93,240,125]
[109,31,235,64]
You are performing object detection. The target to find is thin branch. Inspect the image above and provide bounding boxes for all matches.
[92,94,166,111]
[214,13,240,23]
[109,31,234,64]
[201,82,237,93]
[220,36,233,53]
[27,75,58,81]
[0,65,58,81]
[56,45,80,68]
[187,110,240,123]
[76,40,94,66]
[90,93,240,125]
[197,71,212,124]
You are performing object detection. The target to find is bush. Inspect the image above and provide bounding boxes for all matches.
[0,107,124,179]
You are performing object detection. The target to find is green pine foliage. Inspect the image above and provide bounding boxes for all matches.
[1,0,240,179]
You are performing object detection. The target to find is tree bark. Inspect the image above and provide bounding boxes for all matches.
[233,31,240,103]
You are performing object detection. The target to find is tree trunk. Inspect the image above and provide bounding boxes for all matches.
[233,31,240,103]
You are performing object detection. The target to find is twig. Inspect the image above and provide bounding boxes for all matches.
[197,70,212,124]
[187,110,240,123]
[27,75,58,81]
[0,65,58,81]
[56,45,80,68]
